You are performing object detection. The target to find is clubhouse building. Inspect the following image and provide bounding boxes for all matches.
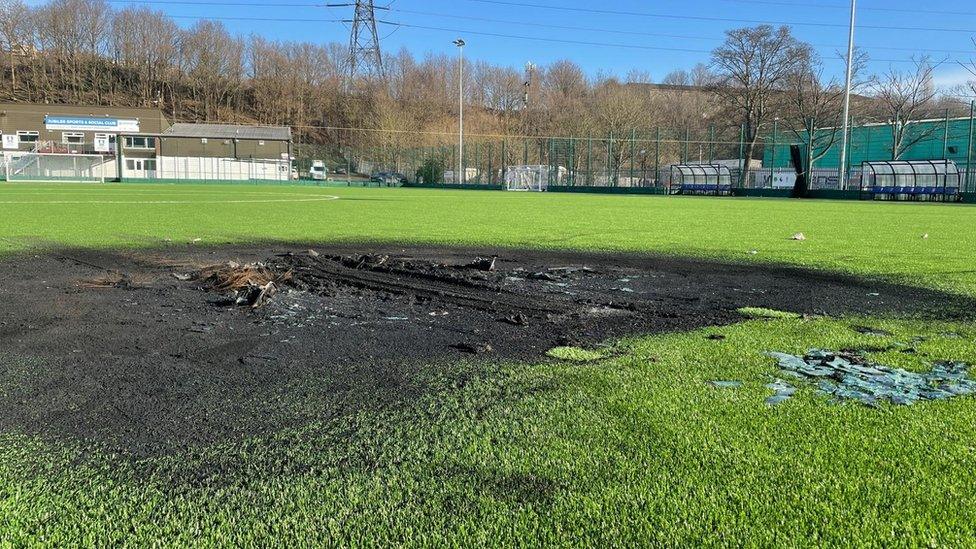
[0,102,293,182]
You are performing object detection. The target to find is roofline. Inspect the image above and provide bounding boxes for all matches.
[0,101,165,114]
[120,132,289,142]
[166,122,291,130]
[816,115,973,131]
[163,122,292,140]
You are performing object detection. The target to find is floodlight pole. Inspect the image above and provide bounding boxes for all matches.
[837,0,856,189]
[454,38,465,184]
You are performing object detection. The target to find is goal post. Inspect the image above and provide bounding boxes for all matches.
[2,152,115,183]
[504,164,566,191]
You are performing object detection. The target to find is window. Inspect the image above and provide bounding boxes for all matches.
[62,132,85,145]
[126,159,157,172]
[17,131,39,144]
[123,136,156,150]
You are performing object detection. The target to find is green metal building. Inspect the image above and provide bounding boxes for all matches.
[762,114,976,183]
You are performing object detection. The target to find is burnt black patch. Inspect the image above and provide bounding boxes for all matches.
[0,243,971,462]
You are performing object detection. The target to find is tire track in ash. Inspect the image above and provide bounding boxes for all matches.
[278,254,568,316]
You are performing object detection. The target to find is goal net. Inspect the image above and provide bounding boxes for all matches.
[2,152,117,183]
[505,165,566,191]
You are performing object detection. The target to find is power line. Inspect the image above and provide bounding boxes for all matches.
[110,0,327,6]
[376,20,715,55]
[377,20,959,64]
[106,11,963,64]
[107,0,976,20]
[390,7,976,57]
[464,0,976,34]
[167,14,346,23]
[715,0,976,17]
[103,0,973,63]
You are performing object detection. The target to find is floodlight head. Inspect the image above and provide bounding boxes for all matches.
[454,38,465,47]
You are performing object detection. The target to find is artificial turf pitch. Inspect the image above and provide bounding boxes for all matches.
[2,183,976,545]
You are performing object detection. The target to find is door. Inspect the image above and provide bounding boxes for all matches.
[126,158,158,179]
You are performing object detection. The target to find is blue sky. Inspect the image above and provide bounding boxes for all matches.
[30,0,976,88]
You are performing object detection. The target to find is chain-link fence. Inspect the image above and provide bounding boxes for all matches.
[3,112,973,196]
[296,109,976,196]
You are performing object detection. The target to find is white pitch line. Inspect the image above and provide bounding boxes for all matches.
[0,188,338,196]
[0,195,341,205]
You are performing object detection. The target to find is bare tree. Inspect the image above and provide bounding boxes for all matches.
[712,25,812,186]
[472,62,523,113]
[869,57,940,160]
[0,0,31,97]
[181,21,243,121]
[781,49,867,193]
[590,78,652,181]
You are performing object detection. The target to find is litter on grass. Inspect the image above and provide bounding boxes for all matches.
[765,379,796,405]
[709,380,743,389]
[766,349,976,407]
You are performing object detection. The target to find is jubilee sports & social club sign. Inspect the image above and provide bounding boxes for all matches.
[44,116,140,133]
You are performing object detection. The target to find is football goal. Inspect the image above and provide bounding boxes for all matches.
[2,152,117,183]
[505,165,566,191]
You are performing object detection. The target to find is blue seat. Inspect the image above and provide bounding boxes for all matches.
[866,186,959,197]
[680,183,731,194]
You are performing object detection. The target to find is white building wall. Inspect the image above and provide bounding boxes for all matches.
[146,156,291,181]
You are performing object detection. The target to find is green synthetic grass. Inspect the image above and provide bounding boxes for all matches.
[2,182,976,294]
[737,306,803,319]
[3,318,976,545]
[3,182,976,545]
[546,346,609,362]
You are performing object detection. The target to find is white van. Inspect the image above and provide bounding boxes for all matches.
[309,160,327,181]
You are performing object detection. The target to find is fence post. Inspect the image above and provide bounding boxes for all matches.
[841,118,850,189]
[501,139,507,186]
[607,131,614,186]
[943,108,950,160]
[708,125,714,163]
[548,137,554,188]
[487,142,493,185]
[967,101,975,192]
[738,123,745,174]
[654,127,660,187]
[771,118,778,185]
[568,137,575,185]
[807,117,814,179]
[587,135,592,185]
[683,127,689,163]
[630,129,636,186]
